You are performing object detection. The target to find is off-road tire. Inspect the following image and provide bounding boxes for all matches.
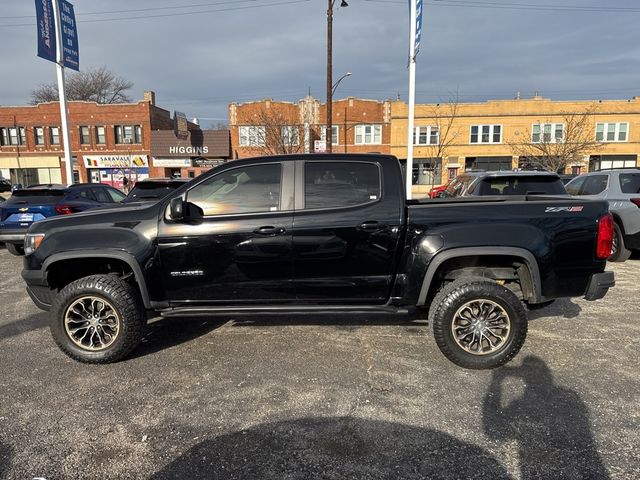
[6,243,24,256]
[50,275,146,363]
[609,223,631,263]
[428,278,527,369]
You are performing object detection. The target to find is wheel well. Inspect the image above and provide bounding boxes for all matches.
[47,258,136,292]
[428,255,535,302]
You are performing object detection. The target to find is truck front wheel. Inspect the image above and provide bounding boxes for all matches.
[50,275,146,363]
[429,278,527,369]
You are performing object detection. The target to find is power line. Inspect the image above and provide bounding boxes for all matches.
[3,0,270,19]
[364,0,640,13]
[0,0,311,28]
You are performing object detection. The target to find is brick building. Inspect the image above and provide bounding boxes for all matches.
[228,96,392,159]
[0,91,229,188]
[391,95,640,197]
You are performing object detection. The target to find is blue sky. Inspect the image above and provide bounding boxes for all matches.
[1,0,639,126]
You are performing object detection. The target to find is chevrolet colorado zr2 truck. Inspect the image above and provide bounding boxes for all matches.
[21,154,615,369]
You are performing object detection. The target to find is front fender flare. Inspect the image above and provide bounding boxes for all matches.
[43,250,152,309]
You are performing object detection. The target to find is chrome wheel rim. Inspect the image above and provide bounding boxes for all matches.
[451,299,511,356]
[611,232,619,256]
[64,296,120,351]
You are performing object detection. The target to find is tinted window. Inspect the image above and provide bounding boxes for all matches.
[7,189,65,204]
[565,176,586,195]
[304,162,380,209]
[92,188,112,203]
[125,182,184,202]
[444,176,468,197]
[478,176,566,195]
[619,173,640,194]
[107,188,127,202]
[581,175,608,195]
[187,164,281,216]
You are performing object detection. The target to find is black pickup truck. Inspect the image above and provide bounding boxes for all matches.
[21,154,615,369]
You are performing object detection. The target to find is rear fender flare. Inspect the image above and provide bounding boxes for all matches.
[417,247,542,305]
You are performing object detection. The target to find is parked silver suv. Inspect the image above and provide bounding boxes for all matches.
[566,169,640,261]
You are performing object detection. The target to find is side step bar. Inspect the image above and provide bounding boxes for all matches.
[159,304,413,318]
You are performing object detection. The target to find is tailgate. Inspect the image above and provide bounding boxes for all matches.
[0,190,64,225]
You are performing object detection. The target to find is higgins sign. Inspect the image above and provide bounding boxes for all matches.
[168,146,209,155]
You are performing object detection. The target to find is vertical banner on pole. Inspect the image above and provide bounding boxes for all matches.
[35,0,56,62]
[59,0,79,71]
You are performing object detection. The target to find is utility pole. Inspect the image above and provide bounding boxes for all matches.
[52,0,74,185]
[326,0,334,153]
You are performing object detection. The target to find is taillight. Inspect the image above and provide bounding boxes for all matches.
[54,205,74,215]
[631,198,640,207]
[596,213,614,260]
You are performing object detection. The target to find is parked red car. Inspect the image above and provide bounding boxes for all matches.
[429,184,448,198]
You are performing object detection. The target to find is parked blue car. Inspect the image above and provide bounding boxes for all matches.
[0,183,126,255]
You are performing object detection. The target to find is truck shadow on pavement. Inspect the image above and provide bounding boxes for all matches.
[0,442,11,479]
[0,312,49,342]
[483,355,609,479]
[150,416,513,480]
[131,314,429,359]
[527,298,581,320]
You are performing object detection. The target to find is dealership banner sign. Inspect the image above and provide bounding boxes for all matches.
[84,155,149,168]
[35,0,56,63]
[59,0,79,70]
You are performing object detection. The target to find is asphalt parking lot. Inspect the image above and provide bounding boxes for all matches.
[0,247,638,479]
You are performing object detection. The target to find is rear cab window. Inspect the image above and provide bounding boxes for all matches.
[478,176,566,195]
[619,173,640,194]
[303,161,381,209]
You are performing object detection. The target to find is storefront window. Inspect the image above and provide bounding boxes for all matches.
[412,158,442,185]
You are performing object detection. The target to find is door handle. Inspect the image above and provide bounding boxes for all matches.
[253,226,285,235]
[358,221,382,231]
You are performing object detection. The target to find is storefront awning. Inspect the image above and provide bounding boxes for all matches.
[0,156,60,169]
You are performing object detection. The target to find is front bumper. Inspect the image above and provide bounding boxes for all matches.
[0,228,27,244]
[583,271,615,301]
[21,267,54,311]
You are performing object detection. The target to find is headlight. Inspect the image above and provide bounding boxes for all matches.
[24,233,45,256]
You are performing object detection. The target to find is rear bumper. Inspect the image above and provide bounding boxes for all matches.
[624,231,640,250]
[21,268,53,311]
[0,228,27,243]
[583,271,615,301]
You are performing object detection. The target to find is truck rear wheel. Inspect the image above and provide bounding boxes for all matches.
[429,278,527,369]
[50,275,146,363]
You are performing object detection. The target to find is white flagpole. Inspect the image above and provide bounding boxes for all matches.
[52,0,74,185]
[405,0,417,200]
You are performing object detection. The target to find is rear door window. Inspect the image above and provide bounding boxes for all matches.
[92,188,112,203]
[580,175,608,195]
[619,173,640,194]
[304,161,381,209]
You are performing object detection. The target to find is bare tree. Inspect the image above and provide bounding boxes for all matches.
[208,122,229,130]
[30,66,134,104]
[414,95,461,187]
[509,106,601,173]
[243,105,303,156]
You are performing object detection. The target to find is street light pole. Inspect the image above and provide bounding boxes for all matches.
[326,0,348,154]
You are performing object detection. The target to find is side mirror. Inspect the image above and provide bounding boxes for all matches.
[170,196,184,220]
